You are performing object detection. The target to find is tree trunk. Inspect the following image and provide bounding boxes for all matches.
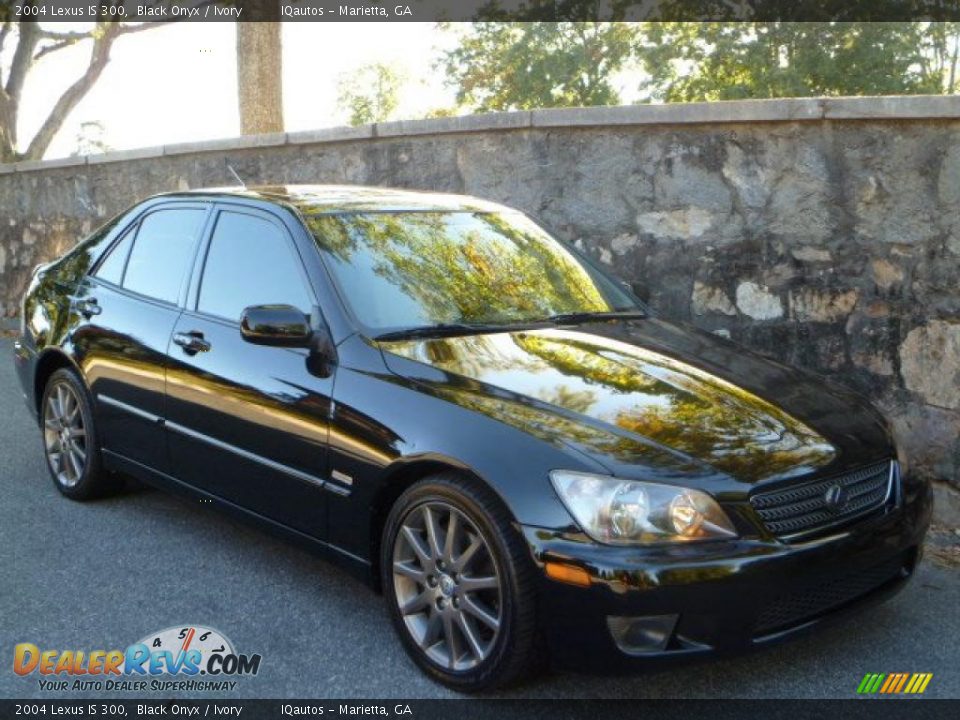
[948,26,960,94]
[0,93,16,162]
[236,22,284,135]
[0,17,165,162]
[1,17,41,159]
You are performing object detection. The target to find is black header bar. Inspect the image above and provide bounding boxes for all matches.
[0,699,956,720]
[7,0,960,23]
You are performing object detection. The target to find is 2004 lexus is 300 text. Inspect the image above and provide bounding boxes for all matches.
[13,186,931,690]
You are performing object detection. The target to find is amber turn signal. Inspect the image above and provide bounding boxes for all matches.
[544,561,592,587]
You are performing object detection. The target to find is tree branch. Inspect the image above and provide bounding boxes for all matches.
[5,20,40,104]
[0,21,11,58]
[37,29,92,42]
[34,38,85,61]
[7,0,212,160]
[24,23,120,160]
[116,21,172,36]
[33,20,169,62]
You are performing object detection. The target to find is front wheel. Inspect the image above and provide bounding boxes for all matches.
[381,474,541,691]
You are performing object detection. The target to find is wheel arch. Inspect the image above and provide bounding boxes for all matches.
[33,349,83,418]
[367,457,514,593]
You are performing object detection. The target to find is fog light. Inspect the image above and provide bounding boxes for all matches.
[607,614,678,655]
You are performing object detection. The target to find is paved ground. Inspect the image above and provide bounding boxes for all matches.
[1,338,957,700]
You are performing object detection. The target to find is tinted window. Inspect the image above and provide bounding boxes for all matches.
[123,209,205,304]
[305,211,638,333]
[197,211,312,322]
[94,228,135,285]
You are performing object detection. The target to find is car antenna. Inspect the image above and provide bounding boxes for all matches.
[227,164,247,188]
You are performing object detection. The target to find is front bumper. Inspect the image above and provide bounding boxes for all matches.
[523,476,932,671]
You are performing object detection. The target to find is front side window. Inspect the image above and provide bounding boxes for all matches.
[123,208,205,304]
[197,211,313,322]
[305,211,638,334]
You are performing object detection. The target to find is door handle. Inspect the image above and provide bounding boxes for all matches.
[73,297,101,318]
[172,331,211,354]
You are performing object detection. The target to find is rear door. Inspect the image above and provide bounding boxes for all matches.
[72,203,209,472]
[164,204,334,538]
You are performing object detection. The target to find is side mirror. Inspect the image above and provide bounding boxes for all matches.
[240,304,312,347]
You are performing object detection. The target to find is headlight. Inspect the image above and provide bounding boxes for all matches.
[549,470,737,545]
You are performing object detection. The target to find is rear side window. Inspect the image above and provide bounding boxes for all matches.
[123,209,205,304]
[197,211,312,322]
[94,228,135,285]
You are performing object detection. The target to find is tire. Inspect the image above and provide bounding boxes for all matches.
[40,367,116,500]
[381,472,541,692]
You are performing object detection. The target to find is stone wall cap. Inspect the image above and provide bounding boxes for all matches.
[4,96,959,175]
[163,132,287,156]
[532,99,826,127]
[287,125,375,144]
[376,111,532,137]
[87,146,165,164]
[14,155,88,171]
[823,94,960,119]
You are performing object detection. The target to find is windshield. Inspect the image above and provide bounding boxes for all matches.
[305,211,641,335]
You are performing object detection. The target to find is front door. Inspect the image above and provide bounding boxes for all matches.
[164,206,334,539]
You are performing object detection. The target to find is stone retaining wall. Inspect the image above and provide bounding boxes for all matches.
[1,96,958,485]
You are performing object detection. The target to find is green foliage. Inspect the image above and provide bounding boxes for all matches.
[438,22,640,111]
[638,22,960,102]
[437,21,960,112]
[336,62,405,126]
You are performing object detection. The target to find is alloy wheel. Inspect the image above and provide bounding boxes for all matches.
[43,382,87,488]
[392,501,503,671]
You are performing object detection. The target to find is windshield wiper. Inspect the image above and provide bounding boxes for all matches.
[373,322,527,342]
[542,310,647,325]
[373,311,646,341]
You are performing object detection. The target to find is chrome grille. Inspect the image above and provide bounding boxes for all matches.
[750,461,894,539]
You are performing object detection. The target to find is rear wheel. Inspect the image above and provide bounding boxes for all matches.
[41,368,115,500]
[381,473,540,691]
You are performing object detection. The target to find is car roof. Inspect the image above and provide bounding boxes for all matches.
[154,184,512,215]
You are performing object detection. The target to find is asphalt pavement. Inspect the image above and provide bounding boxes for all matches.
[1,338,957,699]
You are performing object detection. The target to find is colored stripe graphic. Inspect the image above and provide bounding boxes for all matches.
[906,673,934,694]
[857,673,885,694]
[894,673,910,693]
[857,672,933,694]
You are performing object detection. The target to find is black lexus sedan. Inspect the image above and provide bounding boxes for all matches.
[14,185,931,691]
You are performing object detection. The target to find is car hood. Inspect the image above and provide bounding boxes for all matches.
[378,318,891,488]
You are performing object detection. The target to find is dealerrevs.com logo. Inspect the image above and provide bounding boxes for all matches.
[13,625,262,692]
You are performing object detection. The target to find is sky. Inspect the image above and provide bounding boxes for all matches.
[20,22,460,159]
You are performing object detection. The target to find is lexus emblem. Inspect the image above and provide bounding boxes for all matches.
[824,484,849,512]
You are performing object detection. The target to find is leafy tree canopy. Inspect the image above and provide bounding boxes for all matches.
[439,21,960,112]
[336,62,405,126]
[439,22,641,111]
[639,22,960,102]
